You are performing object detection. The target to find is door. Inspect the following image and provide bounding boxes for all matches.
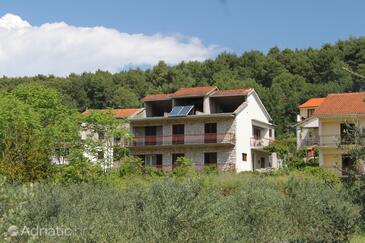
[260,157,265,168]
[172,124,184,144]
[205,123,217,143]
[253,126,262,139]
[145,126,157,145]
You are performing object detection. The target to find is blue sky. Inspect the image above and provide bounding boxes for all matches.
[0,0,364,76]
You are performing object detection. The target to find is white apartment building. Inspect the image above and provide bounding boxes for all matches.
[128,86,277,172]
[296,92,365,175]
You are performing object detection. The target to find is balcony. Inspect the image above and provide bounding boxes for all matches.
[250,137,274,148]
[130,133,235,147]
[319,135,356,147]
[300,137,320,147]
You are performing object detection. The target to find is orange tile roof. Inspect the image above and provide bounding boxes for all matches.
[171,86,217,97]
[142,93,173,101]
[142,86,253,101]
[82,108,142,118]
[212,88,252,97]
[298,98,326,108]
[313,92,365,116]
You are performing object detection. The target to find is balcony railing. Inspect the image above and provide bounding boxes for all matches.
[319,135,357,147]
[298,135,357,147]
[300,137,320,147]
[130,133,235,147]
[250,137,274,148]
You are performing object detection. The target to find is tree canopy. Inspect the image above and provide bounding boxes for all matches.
[0,37,364,134]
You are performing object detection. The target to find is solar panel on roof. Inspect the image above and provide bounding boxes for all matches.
[179,105,194,116]
[168,105,194,117]
[169,106,184,116]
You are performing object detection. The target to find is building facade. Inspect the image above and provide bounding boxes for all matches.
[80,108,142,168]
[296,92,365,175]
[128,86,277,172]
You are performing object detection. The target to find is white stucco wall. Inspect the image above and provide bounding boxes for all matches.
[235,91,274,172]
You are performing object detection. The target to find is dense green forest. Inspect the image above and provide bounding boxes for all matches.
[1,37,364,134]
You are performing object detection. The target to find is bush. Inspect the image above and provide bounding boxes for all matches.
[118,156,144,176]
[172,157,196,177]
[143,166,165,177]
[344,174,365,230]
[0,174,359,242]
[54,160,104,183]
[299,166,341,184]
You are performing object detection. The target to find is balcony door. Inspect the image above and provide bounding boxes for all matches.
[145,126,157,145]
[260,157,265,168]
[253,126,262,140]
[205,123,217,143]
[172,124,184,144]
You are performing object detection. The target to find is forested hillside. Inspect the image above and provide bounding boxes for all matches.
[1,37,364,134]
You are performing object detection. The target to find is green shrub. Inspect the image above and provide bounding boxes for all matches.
[172,157,196,177]
[0,176,33,242]
[0,174,360,242]
[143,166,165,177]
[300,166,341,184]
[54,160,104,183]
[344,174,365,230]
[118,156,143,176]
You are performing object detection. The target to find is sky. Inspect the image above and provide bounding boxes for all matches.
[0,0,364,76]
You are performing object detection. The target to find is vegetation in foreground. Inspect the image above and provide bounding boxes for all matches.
[0,172,362,242]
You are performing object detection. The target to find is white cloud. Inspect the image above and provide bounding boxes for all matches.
[0,13,221,77]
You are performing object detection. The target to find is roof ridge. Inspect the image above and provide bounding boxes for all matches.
[328,91,364,96]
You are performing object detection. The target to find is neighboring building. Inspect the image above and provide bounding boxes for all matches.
[296,92,365,175]
[128,86,277,172]
[79,108,142,168]
[295,98,325,158]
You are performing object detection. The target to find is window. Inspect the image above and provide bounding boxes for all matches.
[205,123,217,143]
[269,129,272,138]
[172,124,184,144]
[253,126,262,139]
[97,151,104,160]
[204,152,217,167]
[307,109,315,118]
[172,153,185,168]
[145,154,163,168]
[242,153,247,161]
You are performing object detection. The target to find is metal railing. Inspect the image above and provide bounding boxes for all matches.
[250,137,275,148]
[299,135,357,147]
[144,163,224,170]
[319,135,356,147]
[300,137,320,146]
[130,133,235,147]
